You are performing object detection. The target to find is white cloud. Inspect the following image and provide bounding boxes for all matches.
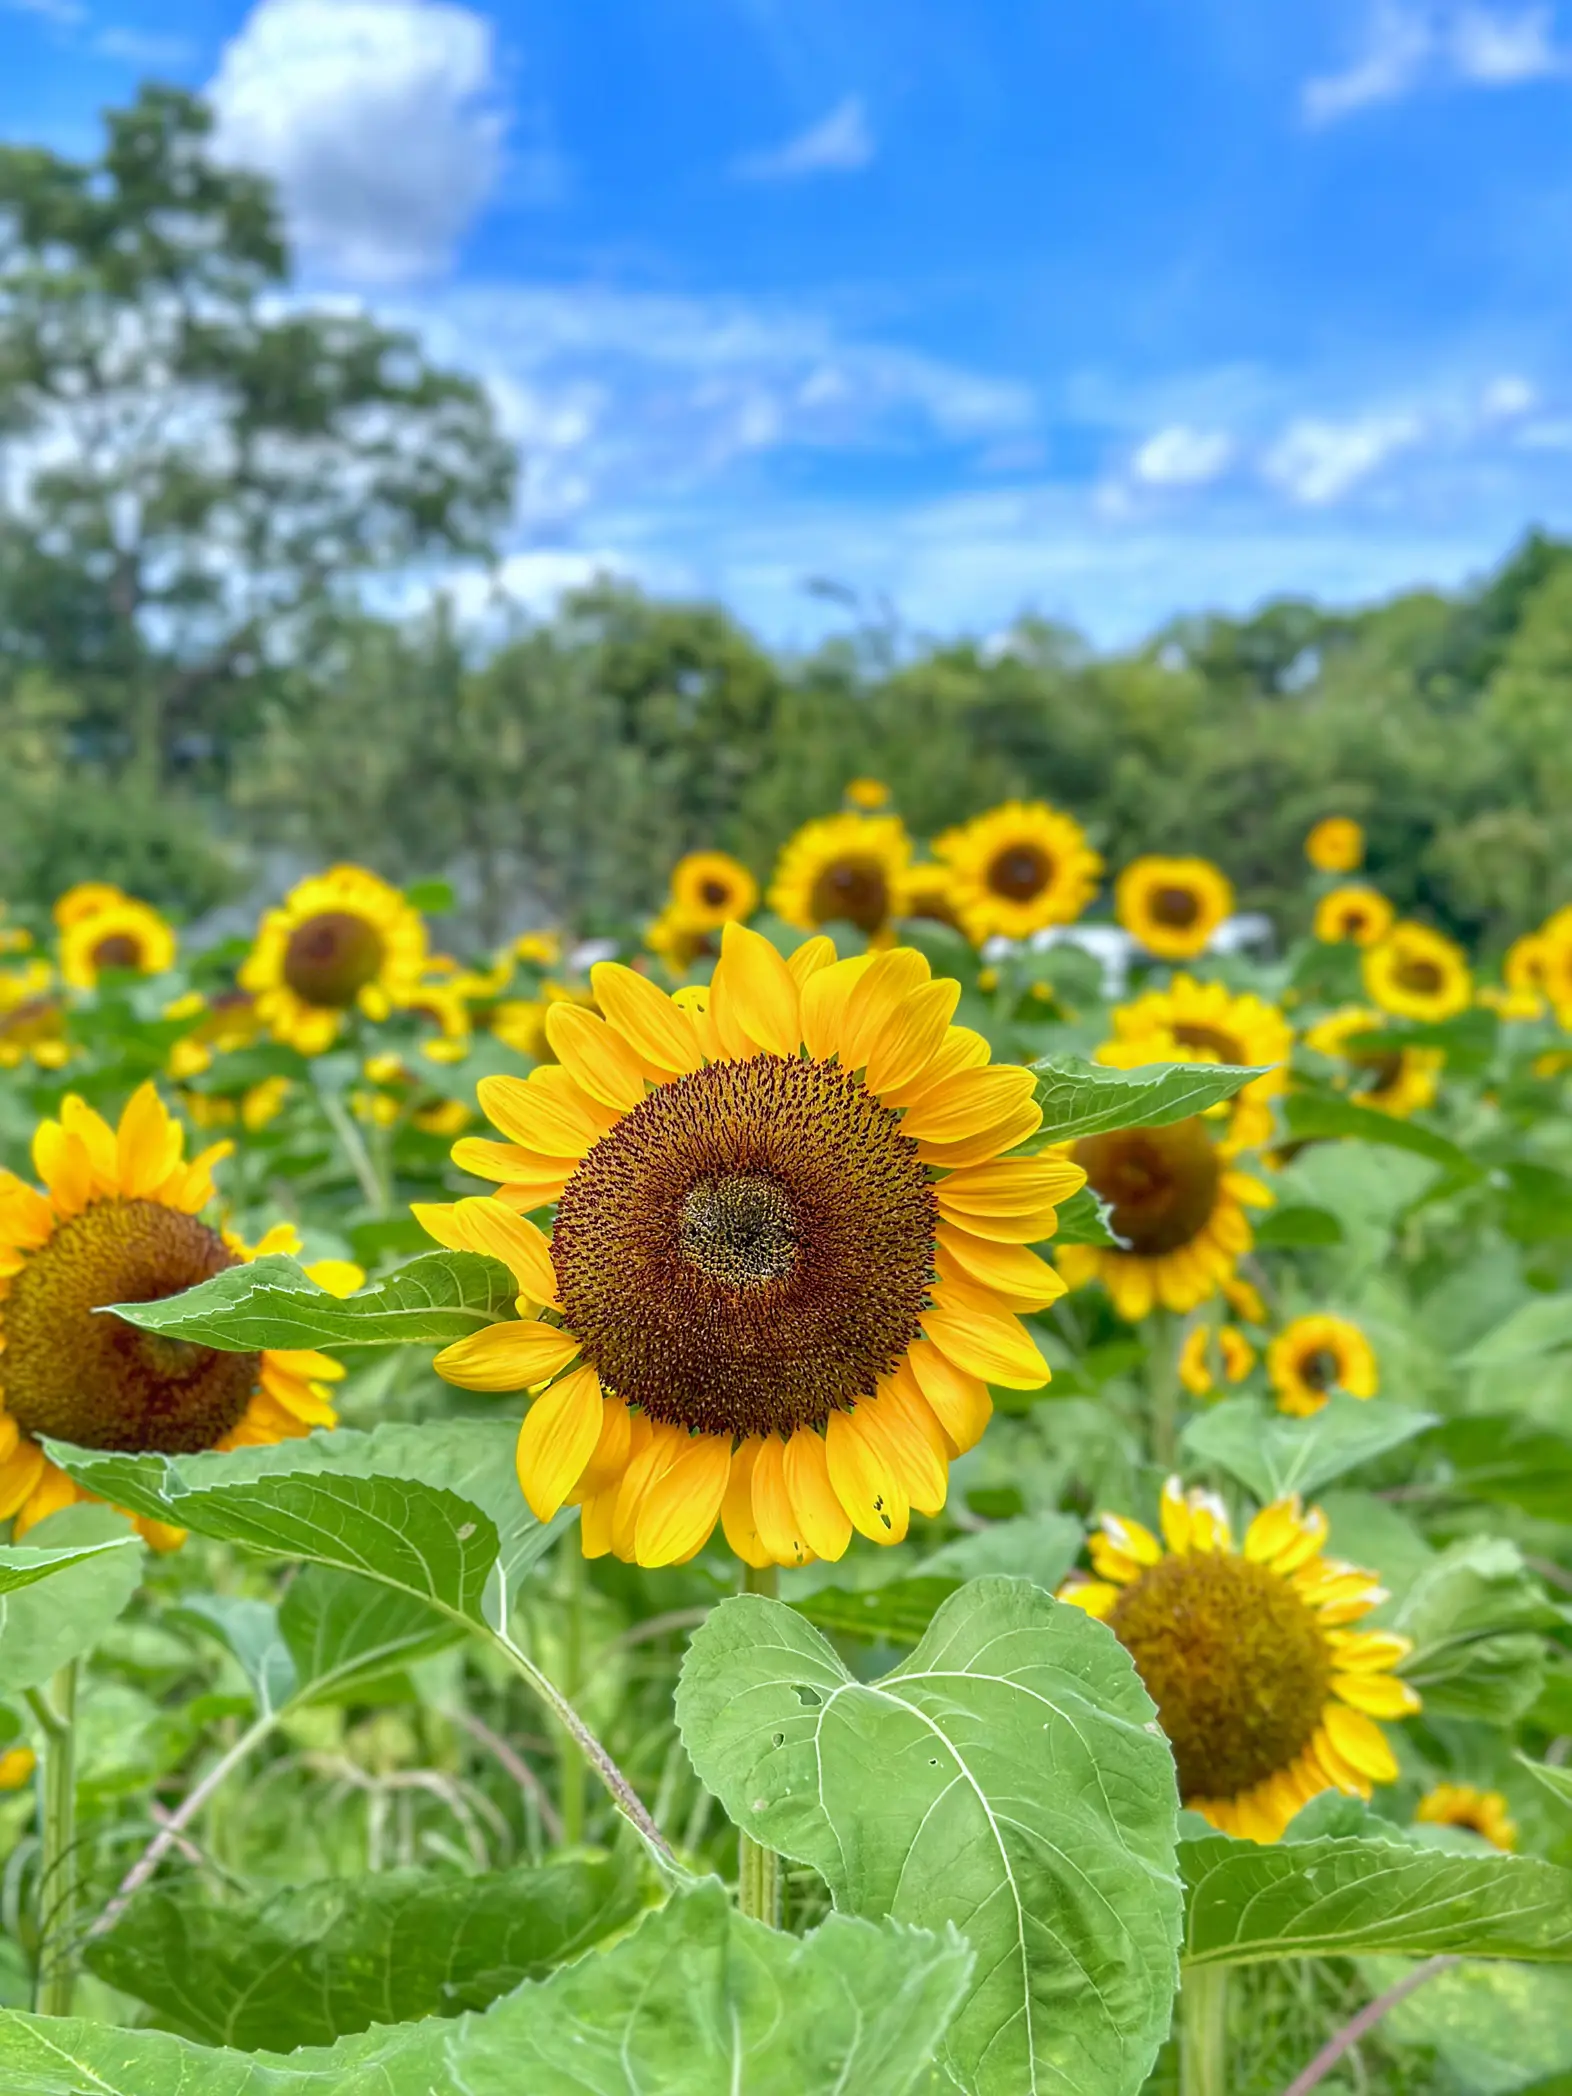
[1481,373,1538,415]
[1130,424,1235,486]
[208,0,507,283]
[1303,2,1567,123]
[733,96,875,181]
[1263,413,1423,502]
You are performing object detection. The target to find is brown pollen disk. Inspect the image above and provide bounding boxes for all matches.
[1297,1346,1340,1393]
[4,1199,260,1454]
[809,857,891,935]
[699,878,731,909]
[988,844,1054,903]
[1151,885,1202,928]
[92,933,143,971]
[283,910,386,1009]
[1173,1022,1242,1064]
[550,1056,937,1439]
[1072,1117,1221,1256]
[1395,957,1443,995]
[1110,1551,1331,1800]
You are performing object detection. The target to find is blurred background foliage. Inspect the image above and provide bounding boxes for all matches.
[4,88,1572,947]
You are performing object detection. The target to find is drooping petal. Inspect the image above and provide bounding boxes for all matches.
[573,1390,633,1501]
[515,1364,605,1522]
[752,1434,813,1566]
[1320,1701,1399,1784]
[782,1427,852,1561]
[921,1297,1049,1390]
[722,1440,772,1568]
[433,1319,581,1391]
[905,1339,992,1455]
[825,1407,909,1544]
[634,1432,731,1566]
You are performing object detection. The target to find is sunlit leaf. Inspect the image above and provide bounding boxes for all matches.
[1283,1092,1484,1179]
[1253,1203,1345,1248]
[1030,1053,1269,1144]
[1180,1395,1435,1503]
[1432,1414,1572,1520]
[1459,1294,1572,1370]
[0,1505,145,1694]
[677,1576,1183,2096]
[1050,1184,1127,1246]
[1392,1537,1554,1723]
[789,1577,958,1645]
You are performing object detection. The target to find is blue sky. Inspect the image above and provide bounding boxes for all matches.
[5,0,1572,647]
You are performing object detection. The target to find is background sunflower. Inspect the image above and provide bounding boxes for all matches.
[241,865,428,1053]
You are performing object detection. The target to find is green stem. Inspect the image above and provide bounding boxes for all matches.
[317,1084,387,1211]
[1179,1964,1229,2096]
[557,1545,586,1848]
[1148,1311,1180,1472]
[27,1664,78,2017]
[737,1562,781,1928]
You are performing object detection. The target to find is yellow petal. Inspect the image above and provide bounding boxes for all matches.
[751,1435,813,1565]
[799,954,875,1062]
[1321,1701,1399,1784]
[33,1125,94,1217]
[0,1441,46,1521]
[13,1461,80,1537]
[904,1339,992,1455]
[787,935,837,988]
[718,922,801,1057]
[881,1024,991,1110]
[477,1072,603,1160]
[900,1064,1038,1145]
[116,1082,183,1199]
[544,1003,647,1112]
[303,1259,365,1299]
[836,948,931,1069]
[921,1297,1049,1390]
[514,1365,605,1522]
[612,1419,681,1561]
[590,962,705,1078]
[1058,1579,1120,1620]
[1099,1512,1163,1565]
[825,1407,909,1544]
[861,1380,949,1517]
[573,1390,631,1500]
[782,1427,852,1561]
[721,1440,772,1568]
[433,1319,581,1391]
[935,1226,1064,1313]
[634,1432,731,1567]
[863,978,962,1097]
[915,1096,1044,1169]
[1325,1628,1414,1672]
[932,1156,1085,1240]
[1331,1672,1421,1719]
[1159,1477,1192,1554]
[442,1197,559,1306]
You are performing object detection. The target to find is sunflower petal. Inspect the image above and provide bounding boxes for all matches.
[721,1440,772,1568]
[544,1003,646,1112]
[718,923,801,1058]
[513,1365,604,1522]
[590,963,705,1078]
[635,1433,731,1567]
[1321,1701,1399,1784]
[752,1435,813,1565]
[783,1427,852,1561]
[825,1407,909,1544]
[921,1297,1048,1390]
[433,1319,581,1391]
[904,1339,992,1455]
[863,978,963,1097]
[1331,1671,1421,1719]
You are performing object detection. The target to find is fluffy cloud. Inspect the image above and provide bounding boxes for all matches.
[1303,2,1566,124]
[733,96,875,181]
[1263,413,1424,502]
[1130,425,1235,486]
[208,0,507,283]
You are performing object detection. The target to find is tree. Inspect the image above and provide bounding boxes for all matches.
[0,85,516,794]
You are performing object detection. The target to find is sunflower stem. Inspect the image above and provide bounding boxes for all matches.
[28,1663,78,2017]
[557,1544,587,1847]
[317,1083,387,1212]
[737,1561,783,1928]
[1148,1311,1181,1471]
[1178,1963,1229,2096]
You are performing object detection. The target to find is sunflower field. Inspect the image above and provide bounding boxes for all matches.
[0,793,1568,2096]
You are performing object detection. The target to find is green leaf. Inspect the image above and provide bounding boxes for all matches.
[1340,1009,1499,1060]
[1030,1053,1269,1144]
[1459,1293,1572,1370]
[1253,1203,1345,1248]
[403,878,455,915]
[104,1250,517,1351]
[790,1576,958,1645]
[278,1565,463,1704]
[1180,1395,1436,1502]
[1392,1537,1554,1723]
[1432,1414,1572,1520]
[169,1595,297,1716]
[1181,1832,1572,1966]
[3,1883,972,2096]
[86,1851,647,2048]
[47,1423,564,1636]
[0,1505,145,1694]
[1283,1092,1484,1179]
[1519,1754,1572,1813]
[1050,1184,1127,1246]
[677,1577,1183,2096]
[1369,1957,1572,2095]
[917,1510,1085,1594]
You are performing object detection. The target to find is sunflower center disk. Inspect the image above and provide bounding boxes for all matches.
[1396,958,1442,994]
[1299,1347,1339,1392]
[1072,1117,1221,1255]
[1173,1022,1239,1063]
[551,1056,937,1439]
[3,1198,261,1454]
[92,933,142,970]
[1110,1552,1332,1800]
[808,858,890,935]
[1152,885,1201,928]
[699,878,730,908]
[282,910,386,1008]
[989,845,1053,902]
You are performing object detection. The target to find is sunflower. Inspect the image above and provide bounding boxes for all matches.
[60,899,176,990]
[668,852,759,931]
[166,989,263,1081]
[1304,1006,1443,1119]
[0,961,69,1072]
[932,801,1103,945]
[768,814,912,942]
[0,1085,344,1543]
[1061,1479,1417,1841]
[895,863,962,930]
[1314,886,1394,948]
[53,883,129,931]
[0,1745,35,1789]
[415,924,1082,1569]
[646,906,718,977]
[1054,1116,1271,1321]
[1305,818,1364,874]
[1362,922,1471,1023]
[1534,909,1572,1028]
[1178,1322,1255,1397]
[1486,931,1549,1021]
[1103,975,1291,1153]
[407,969,474,1066]
[240,866,428,1054]
[1415,1782,1516,1851]
[1116,857,1234,961]
[1268,1315,1377,1417]
[845,778,891,811]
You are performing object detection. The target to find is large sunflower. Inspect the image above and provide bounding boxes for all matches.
[1267,1314,1377,1417]
[0,1086,343,1542]
[933,801,1103,944]
[1115,856,1234,961]
[668,852,759,932]
[1102,975,1292,1153]
[1062,1479,1417,1842]
[1305,817,1364,874]
[1303,1005,1442,1119]
[1313,886,1394,949]
[241,866,428,1054]
[60,899,176,990]
[768,814,911,943]
[416,924,1082,1569]
[1362,922,1471,1023]
[1054,1115,1270,1320]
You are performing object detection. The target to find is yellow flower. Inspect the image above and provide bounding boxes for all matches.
[0,1745,35,1789]
[845,778,891,811]
[646,906,719,976]
[60,900,177,989]
[1362,922,1471,1023]
[1304,1005,1442,1119]
[1054,1117,1271,1321]
[1180,1322,1256,1395]
[0,1085,343,1545]
[0,961,68,1073]
[407,972,473,1066]
[932,801,1103,944]
[1061,1479,1418,1842]
[668,852,759,930]
[1306,817,1364,874]
[1535,908,1572,1028]
[53,883,128,930]
[896,863,962,930]
[416,923,1083,1569]
[1116,857,1234,960]
[240,866,428,1054]
[1102,974,1292,1153]
[166,989,263,1081]
[1314,886,1394,948]
[1268,1315,1377,1417]
[1415,1782,1516,1851]
[514,930,561,969]
[768,813,912,942]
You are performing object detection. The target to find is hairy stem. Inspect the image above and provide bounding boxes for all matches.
[1179,1964,1229,2096]
[27,1664,78,2017]
[1149,1311,1181,1471]
[736,1561,782,1927]
[558,1545,587,1847]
